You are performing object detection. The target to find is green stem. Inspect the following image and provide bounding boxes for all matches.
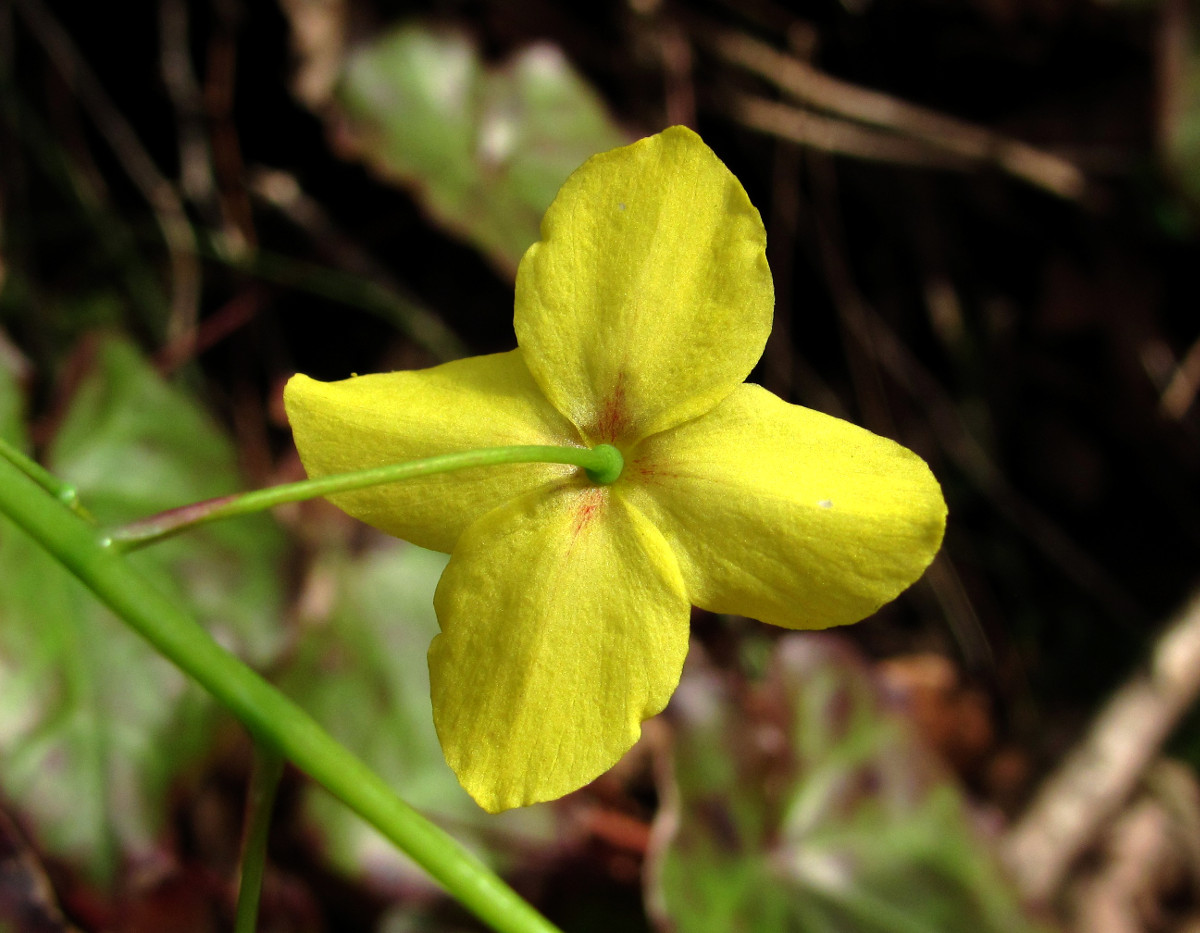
[0,434,93,520]
[108,443,624,551]
[234,745,285,933]
[0,457,562,933]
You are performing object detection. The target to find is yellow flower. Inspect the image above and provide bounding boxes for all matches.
[284,126,946,813]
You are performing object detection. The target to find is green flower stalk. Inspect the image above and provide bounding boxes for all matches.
[0,452,561,933]
[286,126,948,813]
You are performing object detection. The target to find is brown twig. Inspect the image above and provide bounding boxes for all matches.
[159,0,215,208]
[732,93,972,169]
[712,30,1089,201]
[1069,794,1180,933]
[204,0,257,252]
[1002,591,1200,906]
[155,286,264,375]
[1160,332,1200,420]
[246,168,466,361]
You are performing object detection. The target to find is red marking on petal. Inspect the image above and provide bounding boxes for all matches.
[594,372,630,443]
[564,488,607,561]
[572,488,605,537]
[634,457,678,484]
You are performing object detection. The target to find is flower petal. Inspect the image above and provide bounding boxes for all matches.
[514,125,773,445]
[429,482,690,812]
[283,351,582,553]
[622,384,947,630]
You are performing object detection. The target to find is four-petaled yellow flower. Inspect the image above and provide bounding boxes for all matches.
[284,126,947,813]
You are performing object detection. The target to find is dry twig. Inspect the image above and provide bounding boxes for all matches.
[713,30,1088,200]
[241,168,466,362]
[1002,591,1200,905]
[1160,333,1200,420]
[731,94,970,169]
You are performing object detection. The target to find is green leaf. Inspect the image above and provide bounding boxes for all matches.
[648,636,1053,933]
[0,334,287,882]
[335,23,629,275]
[49,336,286,665]
[279,539,554,888]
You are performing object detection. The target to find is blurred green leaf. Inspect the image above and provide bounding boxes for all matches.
[648,636,1053,933]
[280,539,554,890]
[0,334,287,881]
[49,337,286,665]
[335,23,629,275]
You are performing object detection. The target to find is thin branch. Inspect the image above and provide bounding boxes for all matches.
[1160,331,1200,420]
[712,30,1089,201]
[731,93,971,169]
[0,455,564,933]
[240,167,468,361]
[1002,590,1200,905]
[158,0,216,207]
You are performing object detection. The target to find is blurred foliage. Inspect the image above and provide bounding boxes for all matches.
[334,24,629,276]
[50,338,287,665]
[0,336,286,882]
[649,637,1052,933]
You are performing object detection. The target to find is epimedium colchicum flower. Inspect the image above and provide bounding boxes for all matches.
[284,126,947,813]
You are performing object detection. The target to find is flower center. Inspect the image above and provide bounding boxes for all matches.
[584,443,624,485]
